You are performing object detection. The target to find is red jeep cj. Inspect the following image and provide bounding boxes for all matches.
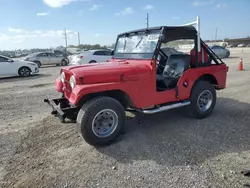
[44,24,228,146]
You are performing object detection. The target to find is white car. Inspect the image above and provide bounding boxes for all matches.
[0,55,39,77]
[69,49,112,65]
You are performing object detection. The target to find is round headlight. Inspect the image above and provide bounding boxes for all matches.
[60,72,65,83]
[70,75,76,89]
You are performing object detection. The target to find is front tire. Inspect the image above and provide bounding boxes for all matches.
[225,51,230,58]
[186,81,216,119]
[77,96,125,146]
[18,67,31,77]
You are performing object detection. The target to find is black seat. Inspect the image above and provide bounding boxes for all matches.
[157,54,190,89]
[156,55,168,75]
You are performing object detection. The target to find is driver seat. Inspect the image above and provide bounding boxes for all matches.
[157,54,190,89]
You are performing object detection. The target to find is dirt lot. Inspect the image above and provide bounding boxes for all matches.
[1,49,250,188]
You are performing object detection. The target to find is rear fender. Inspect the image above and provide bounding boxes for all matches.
[177,64,228,99]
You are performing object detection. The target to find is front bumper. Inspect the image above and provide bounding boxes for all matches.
[44,97,79,123]
[34,67,39,73]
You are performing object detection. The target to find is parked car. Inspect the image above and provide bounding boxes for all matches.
[238,44,246,47]
[24,52,69,67]
[161,47,185,56]
[69,49,112,65]
[227,44,237,48]
[53,50,68,58]
[0,55,39,77]
[210,45,230,58]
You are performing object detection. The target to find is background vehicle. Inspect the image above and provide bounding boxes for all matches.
[0,55,39,77]
[160,47,185,56]
[69,49,112,65]
[24,52,69,67]
[45,17,228,147]
[238,44,246,47]
[53,50,69,58]
[227,44,237,48]
[210,45,230,58]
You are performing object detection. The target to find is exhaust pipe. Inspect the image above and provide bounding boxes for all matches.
[142,101,190,114]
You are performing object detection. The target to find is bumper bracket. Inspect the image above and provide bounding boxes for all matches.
[44,97,79,123]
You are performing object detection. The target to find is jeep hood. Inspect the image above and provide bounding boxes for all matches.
[64,61,140,84]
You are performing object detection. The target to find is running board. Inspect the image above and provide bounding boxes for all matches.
[141,101,190,114]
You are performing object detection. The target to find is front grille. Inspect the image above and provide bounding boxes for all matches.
[63,71,72,98]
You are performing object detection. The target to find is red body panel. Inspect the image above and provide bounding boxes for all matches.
[56,59,228,108]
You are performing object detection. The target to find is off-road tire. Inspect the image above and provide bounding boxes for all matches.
[18,66,31,77]
[76,96,125,146]
[186,81,216,119]
[34,61,41,68]
[89,60,97,64]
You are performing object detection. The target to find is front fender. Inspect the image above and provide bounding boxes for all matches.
[68,82,139,107]
[55,77,63,93]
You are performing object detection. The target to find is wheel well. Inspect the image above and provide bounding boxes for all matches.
[18,66,31,73]
[78,90,134,108]
[34,60,40,63]
[197,74,218,88]
[33,61,41,65]
[89,60,97,63]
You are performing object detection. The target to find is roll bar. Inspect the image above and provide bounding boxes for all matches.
[182,16,201,52]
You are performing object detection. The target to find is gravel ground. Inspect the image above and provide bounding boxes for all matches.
[1,50,250,188]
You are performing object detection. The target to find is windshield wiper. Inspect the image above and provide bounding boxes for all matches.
[134,30,149,49]
[123,38,127,51]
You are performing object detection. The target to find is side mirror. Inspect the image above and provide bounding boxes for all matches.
[7,59,13,63]
[111,50,114,56]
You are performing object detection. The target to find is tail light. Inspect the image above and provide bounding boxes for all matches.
[80,56,84,59]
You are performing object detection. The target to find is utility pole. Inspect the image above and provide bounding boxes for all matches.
[146,13,149,28]
[215,28,218,41]
[64,28,68,50]
[78,32,80,46]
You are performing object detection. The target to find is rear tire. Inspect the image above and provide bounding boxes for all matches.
[18,67,31,77]
[61,59,68,66]
[186,81,216,119]
[76,96,125,146]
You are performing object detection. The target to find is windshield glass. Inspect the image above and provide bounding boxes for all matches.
[114,30,161,59]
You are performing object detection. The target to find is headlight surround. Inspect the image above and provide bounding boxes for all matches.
[70,75,76,89]
[60,72,65,83]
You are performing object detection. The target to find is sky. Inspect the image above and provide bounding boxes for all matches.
[0,0,249,50]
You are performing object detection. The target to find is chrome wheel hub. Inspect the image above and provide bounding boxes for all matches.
[92,109,118,138]
[197,90,213,112]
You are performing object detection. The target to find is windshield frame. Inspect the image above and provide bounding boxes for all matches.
[113,29,163,60]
